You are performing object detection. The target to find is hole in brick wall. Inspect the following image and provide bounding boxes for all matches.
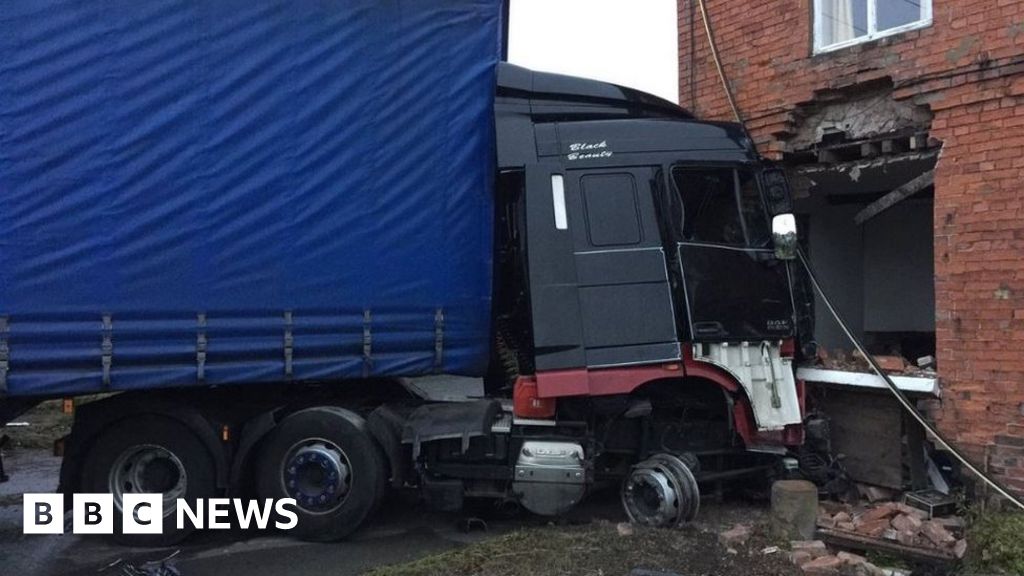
[783,79,941,369]
[781,78,936,163]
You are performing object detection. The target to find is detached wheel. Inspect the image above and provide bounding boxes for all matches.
[622,453,700,528]
[81,416,217,546]
[257,406,383,542]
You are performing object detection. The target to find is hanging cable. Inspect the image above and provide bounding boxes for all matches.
[696,0,744,125]
[694,0,1024,510]
[688,0,697,111]
[799,249,1024,511]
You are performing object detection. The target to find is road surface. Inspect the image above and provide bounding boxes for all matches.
[0,449,531,576]
[0,380,632,576]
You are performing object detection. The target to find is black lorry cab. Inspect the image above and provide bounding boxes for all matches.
[495,63,797,377]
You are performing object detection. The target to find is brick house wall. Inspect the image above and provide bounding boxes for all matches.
[677,0,1024,495]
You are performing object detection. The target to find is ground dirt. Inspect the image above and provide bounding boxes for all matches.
[368,499,803,576]
[3,399,73,450]
[368,522,802,576]
[367,491,961,576]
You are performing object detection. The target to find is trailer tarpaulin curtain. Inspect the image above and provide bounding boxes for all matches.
[0,0,503,396]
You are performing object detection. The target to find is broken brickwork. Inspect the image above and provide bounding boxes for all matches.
[679,0,1024,495]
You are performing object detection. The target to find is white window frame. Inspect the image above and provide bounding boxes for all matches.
[813,0,933,54]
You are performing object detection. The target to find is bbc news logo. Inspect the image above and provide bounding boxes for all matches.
[24,494,298,534]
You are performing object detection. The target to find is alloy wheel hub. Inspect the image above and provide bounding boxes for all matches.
[283,441,351,512]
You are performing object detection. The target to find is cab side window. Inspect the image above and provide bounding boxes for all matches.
[671,167,770,248]
[738,171,771,248]
[581,173,642,247]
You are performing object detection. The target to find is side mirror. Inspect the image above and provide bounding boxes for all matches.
[762,168,793,215]
[772,214,798,260]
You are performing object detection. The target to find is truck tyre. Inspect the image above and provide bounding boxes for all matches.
[368,440,390,515]
[621,452,700,528]
[80,416,217,546]
[256,406,382,542]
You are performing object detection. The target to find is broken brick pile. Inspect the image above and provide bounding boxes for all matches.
[813,349,936,378]
[718,524,913,576]
[789,541,900,576]
[817,501,967,559]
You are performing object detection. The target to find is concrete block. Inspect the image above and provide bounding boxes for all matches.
[771,480,819,540]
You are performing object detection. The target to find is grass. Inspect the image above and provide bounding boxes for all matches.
[962,509,1024,575]
[366,520,800,576]
[367,525,687,576]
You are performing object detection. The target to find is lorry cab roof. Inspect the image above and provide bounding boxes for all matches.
[495,63,757,168]
[497,62,693,121]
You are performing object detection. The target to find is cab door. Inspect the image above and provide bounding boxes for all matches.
[524,164,679,371]
[667,167,795,342]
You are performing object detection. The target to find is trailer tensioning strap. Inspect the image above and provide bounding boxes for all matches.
[798,248,1024,511]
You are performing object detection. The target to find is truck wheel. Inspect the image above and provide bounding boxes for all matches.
[257,406,383,542]
[81,416,217,546]
[621,452,700,528]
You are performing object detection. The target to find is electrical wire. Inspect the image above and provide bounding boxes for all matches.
[688,0,697,111]
[799,249,1024,511]
[695,0,1024,510]
[696,0,744,125]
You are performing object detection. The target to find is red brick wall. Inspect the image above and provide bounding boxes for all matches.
[678,0,1024,495]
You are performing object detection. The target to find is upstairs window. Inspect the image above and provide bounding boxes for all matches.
[814,0,932,54]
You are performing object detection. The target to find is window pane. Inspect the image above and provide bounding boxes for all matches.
[673,169,745,245]
[581,173,641,246]
[738,171,771,248]
[878,0,924,31]
[818,0,868,46]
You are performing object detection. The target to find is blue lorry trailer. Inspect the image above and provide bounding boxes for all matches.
[0,0,499,396]
[0,1,806,545]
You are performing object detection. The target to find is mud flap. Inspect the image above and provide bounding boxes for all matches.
[400,400,501,459]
